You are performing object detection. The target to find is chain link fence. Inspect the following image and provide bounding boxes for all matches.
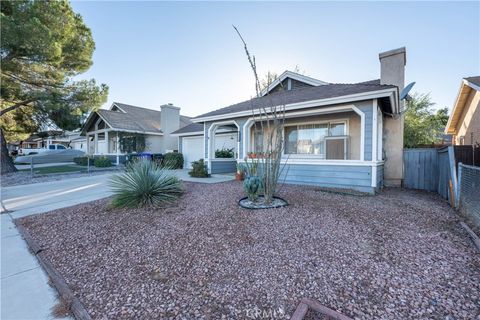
[458,163,480,230]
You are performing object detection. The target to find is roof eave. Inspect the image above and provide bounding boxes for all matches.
[445,80,471,134]
[193,88,398,123]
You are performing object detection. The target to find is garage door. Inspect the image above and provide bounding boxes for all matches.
[182,136,204,169]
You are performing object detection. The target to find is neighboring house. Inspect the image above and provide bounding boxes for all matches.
[445,76,480,145]
[20,130,70,149]
[81,102,192,163]
[173,47,408,193]
[65,130,87,152]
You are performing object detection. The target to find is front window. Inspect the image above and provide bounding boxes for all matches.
[284,122,346,158]
[253,128,264,153]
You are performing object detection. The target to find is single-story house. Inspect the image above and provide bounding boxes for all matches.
[19,130,71,149]
[81,102,192,163]
[173,47,408,193]
[445,76,480,145]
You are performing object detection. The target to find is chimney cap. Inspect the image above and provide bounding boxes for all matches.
[379,47,406,61]
[160,103,180,110]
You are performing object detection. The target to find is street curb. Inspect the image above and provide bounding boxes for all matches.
[14,221,91,320]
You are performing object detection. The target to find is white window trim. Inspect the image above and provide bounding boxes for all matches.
[242,104,365,160]
[282,120,348,158]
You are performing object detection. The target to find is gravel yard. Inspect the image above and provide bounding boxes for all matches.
[18,181,480,319]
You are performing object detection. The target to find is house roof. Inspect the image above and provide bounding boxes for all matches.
[260,70,329,96]
[193,80,396,121]
[171,123,204,135]
[81,102,192,135]
[464,76,480,88]
[445,76,480,134]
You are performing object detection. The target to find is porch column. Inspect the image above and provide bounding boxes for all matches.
[116,133,120,165]
[105,130,109,155]
[242,119,255,159]
[94,133,98,154]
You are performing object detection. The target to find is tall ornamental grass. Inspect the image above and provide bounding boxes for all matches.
[109,160,183,208]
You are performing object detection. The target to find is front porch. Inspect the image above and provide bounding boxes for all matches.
[203,102,384,193]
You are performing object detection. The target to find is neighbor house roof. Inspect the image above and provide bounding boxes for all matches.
[445,76,480,134]
[170,123,204,136]
[81,102,192,135]
[193,80,397,122]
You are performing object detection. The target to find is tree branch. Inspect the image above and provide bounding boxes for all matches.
[0,99,36,117]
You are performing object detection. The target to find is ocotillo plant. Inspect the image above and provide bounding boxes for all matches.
[234,26,288,205]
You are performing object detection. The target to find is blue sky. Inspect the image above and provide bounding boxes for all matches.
[71,1,480,117]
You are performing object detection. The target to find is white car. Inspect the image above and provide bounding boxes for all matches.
[18,144,68,156]
[15,148,85,164]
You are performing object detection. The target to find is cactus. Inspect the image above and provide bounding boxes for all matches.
[243,176,262,202]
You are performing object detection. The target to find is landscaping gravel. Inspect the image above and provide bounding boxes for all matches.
[18,182,480,319]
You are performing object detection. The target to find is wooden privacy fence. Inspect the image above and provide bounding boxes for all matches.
[404,146,479,206]
[404,147,456,204]
[403,148,439,192]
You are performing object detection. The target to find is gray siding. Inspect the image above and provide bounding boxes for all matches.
[376,164,384,189]
[211,160,237,174]
[269,78,314,93]
[356,102,373,161]
[280,164,374,193]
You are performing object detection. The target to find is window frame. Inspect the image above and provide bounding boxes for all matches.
[282,119,348,158]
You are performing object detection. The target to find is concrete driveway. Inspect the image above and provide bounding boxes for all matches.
[2,173,115,219]
[0,169,234,319]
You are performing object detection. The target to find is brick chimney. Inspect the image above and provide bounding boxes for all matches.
[160,103,180,152]
[379,47,406,187]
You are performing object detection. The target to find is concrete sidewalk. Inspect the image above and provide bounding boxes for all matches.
[1,173,114,319]
[0,169,234,319]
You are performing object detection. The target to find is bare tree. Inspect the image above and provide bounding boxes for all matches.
[233,26,287,205]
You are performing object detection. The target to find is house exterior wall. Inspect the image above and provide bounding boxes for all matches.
[202,99,385,193]
[379,48,406,187]
[280,163,376,193]
[248,111,362,160]
[454,90,480,145]
[210,159,237,174]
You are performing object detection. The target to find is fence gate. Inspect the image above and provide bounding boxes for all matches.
[403,148,439,192]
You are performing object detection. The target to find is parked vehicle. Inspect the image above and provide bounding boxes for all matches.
[18,144,67,156]
[15,149,85,164]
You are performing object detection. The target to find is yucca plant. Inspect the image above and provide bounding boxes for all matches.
[109,160,183,208]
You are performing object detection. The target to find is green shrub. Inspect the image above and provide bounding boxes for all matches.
[94,156,112,167]
[73,156,90,166]
[163,152,183,169]
[109,160,183,208]
[188,159,209,178]
[215,147,234,158]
